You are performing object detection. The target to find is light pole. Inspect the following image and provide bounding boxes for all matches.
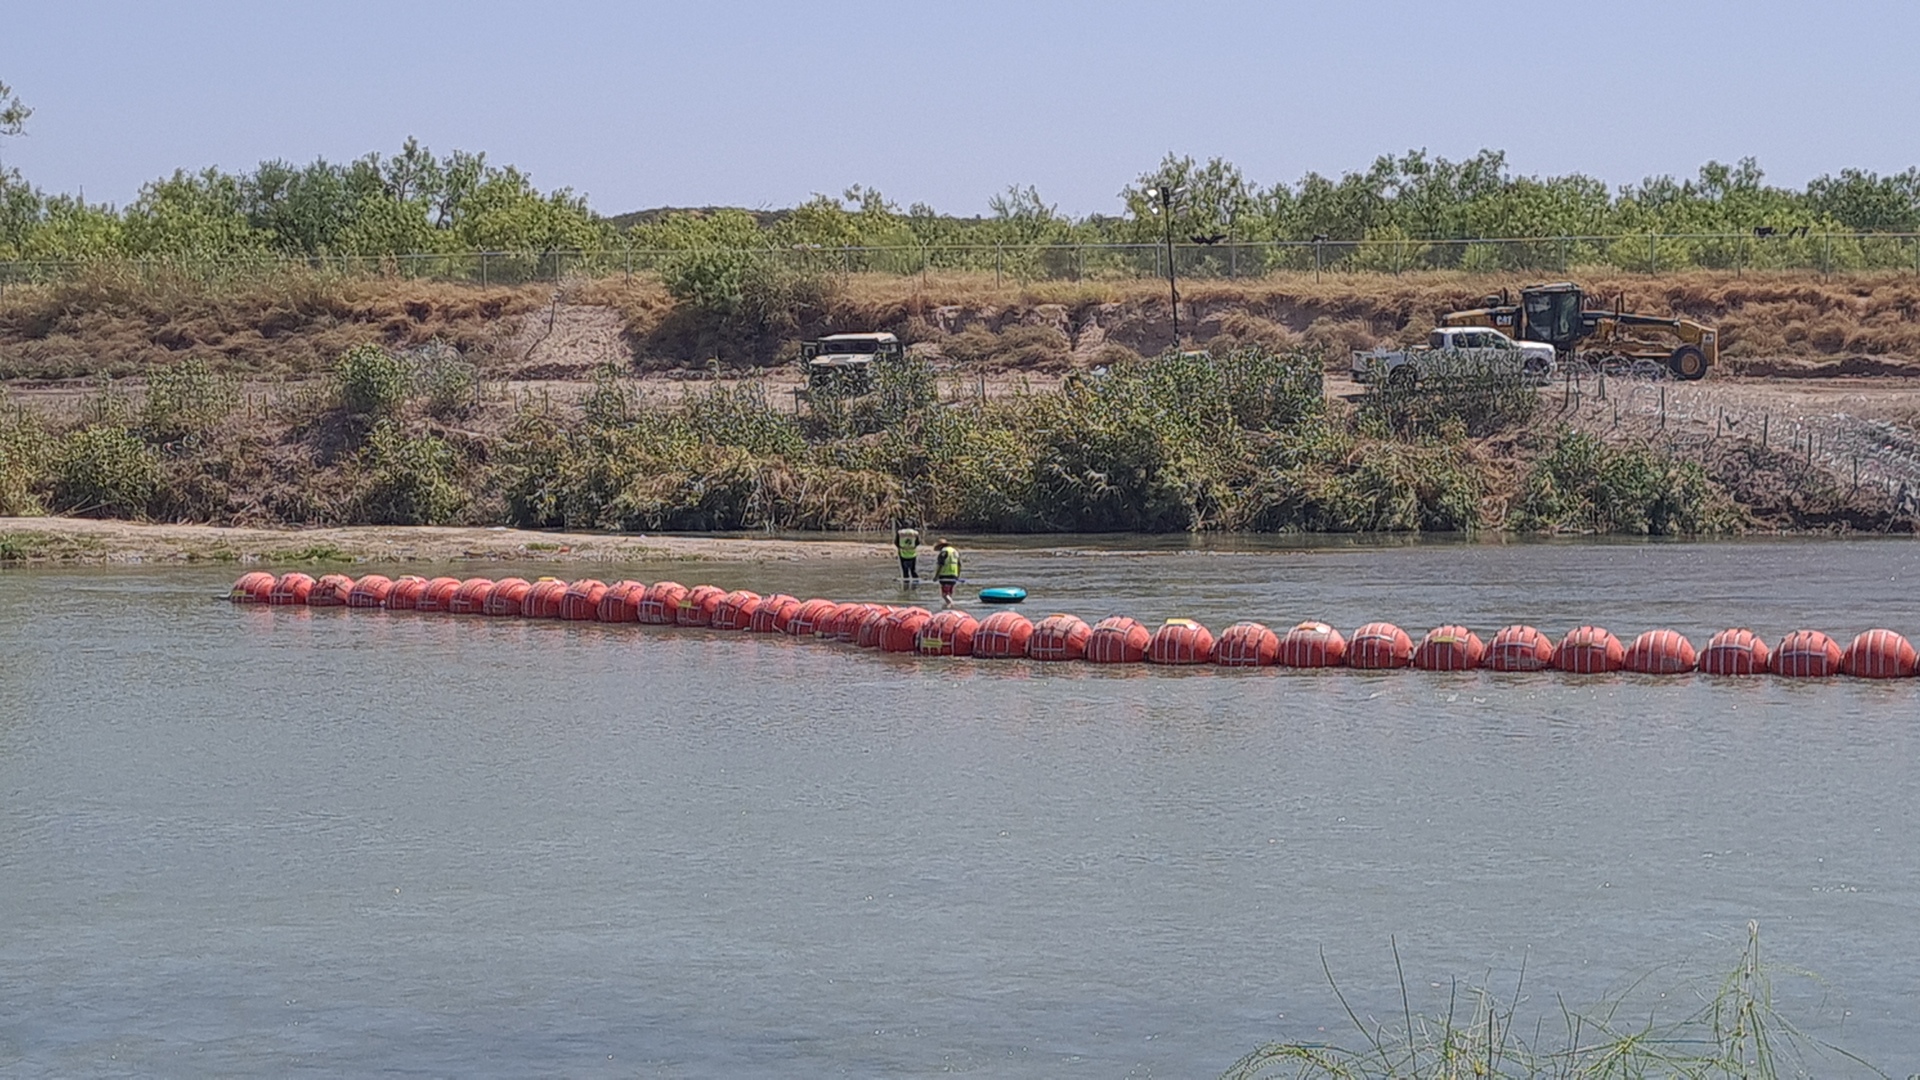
[1146,185,1180,344]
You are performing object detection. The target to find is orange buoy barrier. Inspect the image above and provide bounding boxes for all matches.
[676,584,727,628]
[750,594,800,633]
[1348,622,1414,670]
[230,571,276,604]
[593,580,644,622]
[636,581,687,624]
[1553,625,1624,674]
[880,607,932,653]
[973,611,1035,659]
[1773,629,1844,677]
[787,598,838,637]
[1697,628,1770,675]
[521,578,567,618]
[481,577,533,617]
[1277,621,1346,667]
[1484,625,1554,671]
[917,610,979,656]
[854,605,896,648]
[1842,628,1918,679]
[415,576,462,613]
[839,603,890,642]
[1147,619,1215,665]
[346,574,394,609]
[268,572,316,606]
[1086,616,1151,664]
[1413,625,1484,671]
[383,575,430,611]
[1028,614,1092,662]
[447,577,496,615]
[1213,621,1280,667]
[306,574,355,607]
[1623,629,1696,674]
[711,590,762,631]
[559,579,609,621]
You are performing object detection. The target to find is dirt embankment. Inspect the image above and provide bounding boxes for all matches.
[7,268,1920,382]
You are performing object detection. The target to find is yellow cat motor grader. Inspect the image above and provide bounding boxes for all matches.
[1439,282,1717,380]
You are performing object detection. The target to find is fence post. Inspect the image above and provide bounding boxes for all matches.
[480,252,489,286]
[996,245,1003,288]
[1822,233,1832,279]
[1648,233,1658,275]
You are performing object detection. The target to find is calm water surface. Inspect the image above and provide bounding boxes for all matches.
[2,538,1917,1077]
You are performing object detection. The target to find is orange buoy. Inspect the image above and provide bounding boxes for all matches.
[676,584,727,627]
[383,575,429,611]
[1147,619,1215,665]
[1348,622,1414,670]
[1086,616,1151,664]
[787,598,838,637]
[838,603,888,642]
[1842,628,1918,679]
[1697,628,1771,675]
[479,577,533,617]
[268,572,316,606]
[1773,629,1844,677]
[1028,614,1092,661]
[1623,629,1697,674]
[1213,621,1280,667]
[917,610,979,656]
[559,579,609,621]
[522,578,568,618]
[1413,625,1484,671]
[711,590,763,631]
[305,574,355,607]
[1483,625,1554,671]
[880,607,932,653]
[594,580,645,622]
[637,581,687,624]
[855,605,896,648]
[973,611,1035,659]
[447,577,496,615]
[415,576,462,613]
[346,574,394,608]
[230,571,276,604]
[750,594,801,633]
[1553,625,1624,674]
[1277,621,1347,668]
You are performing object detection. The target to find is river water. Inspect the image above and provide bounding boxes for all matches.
[1,538,1916,1077]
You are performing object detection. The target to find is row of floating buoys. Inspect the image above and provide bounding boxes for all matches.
[228,570,1920,679]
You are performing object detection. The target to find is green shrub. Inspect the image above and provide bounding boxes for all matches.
[50,426,161,518]
[142,358,239,442]
[357,420,465,525]
[0,400,52,516]
[409,343,480,420]
[334,343,412,416]
[1512,428,1735,534]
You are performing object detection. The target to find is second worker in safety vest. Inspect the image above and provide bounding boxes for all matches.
[933,539,961,607]
[894,525,920,583]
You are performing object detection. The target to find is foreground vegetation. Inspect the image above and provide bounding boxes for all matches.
[0,341,1744,536]
[1222,925,1876,1080]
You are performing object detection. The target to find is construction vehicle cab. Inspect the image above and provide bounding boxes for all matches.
[1441,282,1717,380]
[802,332,901,395]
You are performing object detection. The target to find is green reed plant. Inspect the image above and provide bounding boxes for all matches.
[1222,924,1874,1080]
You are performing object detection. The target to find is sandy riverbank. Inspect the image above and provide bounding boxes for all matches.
[0,517,890,566]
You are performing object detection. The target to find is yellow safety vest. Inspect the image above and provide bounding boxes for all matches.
[936,546,960,578]
[896,529,919,558]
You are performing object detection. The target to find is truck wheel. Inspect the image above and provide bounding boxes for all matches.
[1669,346,1707,381]
[1387,366,1418,390]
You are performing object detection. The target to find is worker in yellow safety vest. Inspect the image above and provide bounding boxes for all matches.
[894,525,920,583]
[934,539,961,607]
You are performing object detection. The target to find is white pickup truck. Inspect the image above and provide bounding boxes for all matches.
[1351,326,1557,387]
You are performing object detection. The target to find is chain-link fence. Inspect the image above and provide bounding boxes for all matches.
[6,232,1920,288]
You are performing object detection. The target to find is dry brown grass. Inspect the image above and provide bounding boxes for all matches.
[5,266,1920,381]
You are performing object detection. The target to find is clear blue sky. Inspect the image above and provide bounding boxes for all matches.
[3,0,1917,217]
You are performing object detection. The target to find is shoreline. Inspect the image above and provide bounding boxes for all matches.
[0,517,891,566]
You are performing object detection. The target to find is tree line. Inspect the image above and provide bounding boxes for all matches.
[5,87,1920,265]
